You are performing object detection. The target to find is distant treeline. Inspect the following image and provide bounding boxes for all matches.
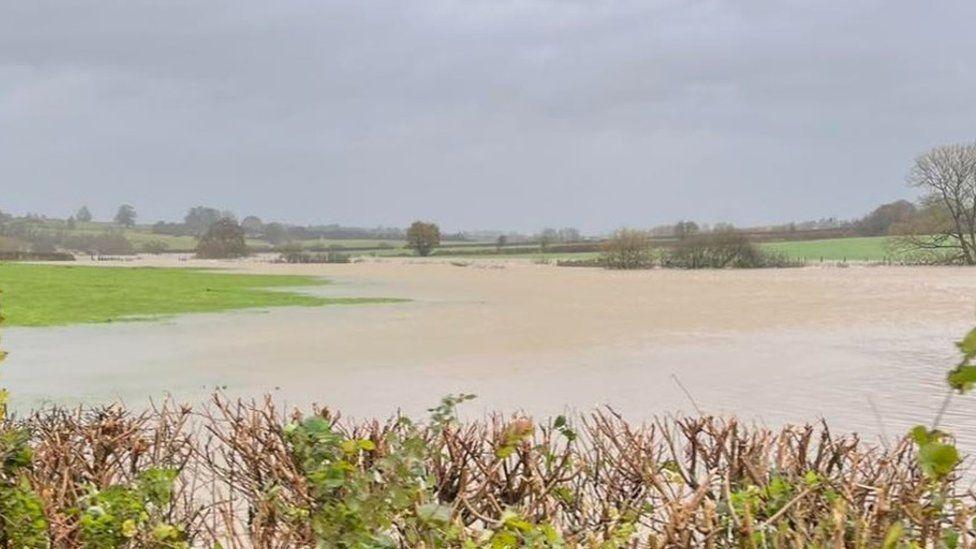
[0,197,924,258]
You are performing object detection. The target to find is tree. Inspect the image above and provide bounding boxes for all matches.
[557,227,581,242]
[666,229,768,269]
[495,234,508,252]
[76,206,93,223]
[241,215,264,235]
[196,217,248,259]
[184,206,222,236]
[263,222,290,246]
[538,228,558,252]
[601,228,653,269]
[406,221,440,257]
[902,143,976,264]
[674,220,700,240]
[857,199,917,236]
[114,204,137,227]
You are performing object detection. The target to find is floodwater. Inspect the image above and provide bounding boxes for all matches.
[4,258,976,455]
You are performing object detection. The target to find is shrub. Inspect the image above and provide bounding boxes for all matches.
[600,228,653,269]
[665,228,801,268]
[195,217,248,259]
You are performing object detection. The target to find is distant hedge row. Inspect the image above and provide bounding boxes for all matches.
[0,251,74,261]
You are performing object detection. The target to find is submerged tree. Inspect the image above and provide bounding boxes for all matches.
[196,217,248,258]
[406,221,440,257]
[901,142,976,264]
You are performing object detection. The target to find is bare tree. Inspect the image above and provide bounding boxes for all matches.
[902,143,976,264]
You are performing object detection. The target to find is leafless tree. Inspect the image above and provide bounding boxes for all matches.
[902,142,976,264]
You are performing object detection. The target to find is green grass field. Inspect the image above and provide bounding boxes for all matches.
[760,236,894,261]
[0,263,398,327]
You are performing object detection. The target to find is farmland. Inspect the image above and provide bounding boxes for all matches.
[760,236,893,261]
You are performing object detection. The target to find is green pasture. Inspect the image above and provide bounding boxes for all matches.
[0,263,399,327]
[760,236,895,262]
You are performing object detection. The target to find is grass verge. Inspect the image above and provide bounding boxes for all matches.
[0,263,400,327]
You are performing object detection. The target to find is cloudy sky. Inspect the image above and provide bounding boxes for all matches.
[2,1,975,232]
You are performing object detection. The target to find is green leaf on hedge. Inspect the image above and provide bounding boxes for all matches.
[948,366,976,392]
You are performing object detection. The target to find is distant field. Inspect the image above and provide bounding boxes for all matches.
[0,263,399,327]
[760,236,894,261]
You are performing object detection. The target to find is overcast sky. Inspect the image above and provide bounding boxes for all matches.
[2,1,975,233]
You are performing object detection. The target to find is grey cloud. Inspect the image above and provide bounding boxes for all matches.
[2,0,975,232]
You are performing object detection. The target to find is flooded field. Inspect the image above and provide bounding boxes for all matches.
[5,258,976,454]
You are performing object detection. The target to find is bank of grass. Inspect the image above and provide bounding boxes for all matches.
[0,263,399,327]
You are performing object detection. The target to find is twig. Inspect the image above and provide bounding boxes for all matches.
[671,373,705,415]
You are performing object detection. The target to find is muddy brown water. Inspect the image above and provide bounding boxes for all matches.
[5,258,976,461]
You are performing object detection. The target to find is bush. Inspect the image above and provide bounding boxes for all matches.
[664,229,801,269]
[600,228,653,269]
[196,217,248,259]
